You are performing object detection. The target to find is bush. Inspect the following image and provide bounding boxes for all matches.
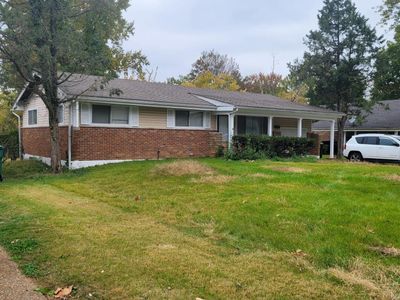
[228,135,315,160]
[215,145,225,158]
[0,131,19,160]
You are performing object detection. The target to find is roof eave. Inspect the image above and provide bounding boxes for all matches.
[235,106,344,120]
[74,95,219,111]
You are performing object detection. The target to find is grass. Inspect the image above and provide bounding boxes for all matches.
[0,158,399,299]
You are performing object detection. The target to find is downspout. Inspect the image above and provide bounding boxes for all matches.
[11,111,22,159]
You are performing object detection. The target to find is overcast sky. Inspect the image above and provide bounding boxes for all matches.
[123,0,388,82]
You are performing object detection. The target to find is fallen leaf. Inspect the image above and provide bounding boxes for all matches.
[54,285,73,298]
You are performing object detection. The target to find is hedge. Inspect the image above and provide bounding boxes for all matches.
[0,131,19,160]
[226,135,316,160]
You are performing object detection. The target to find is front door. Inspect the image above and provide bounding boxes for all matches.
[218,115,229,141]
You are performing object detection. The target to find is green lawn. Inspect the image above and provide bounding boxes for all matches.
[0,158,399,299]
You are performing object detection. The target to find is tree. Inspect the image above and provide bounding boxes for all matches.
[372,27,400,100]
[242,72,284,95]
[181,71,240,91]
[188,50,242,83]
[279,76,310,104]
[0,0,147,172]
[0,91,17,133]
[373,0,400,100]
[289,0,381,157]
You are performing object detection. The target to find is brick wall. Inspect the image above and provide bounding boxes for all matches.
[71,127,223,161]
[22,127,69,160]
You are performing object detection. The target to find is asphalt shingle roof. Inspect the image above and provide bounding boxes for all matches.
[312,100,400,131]
[59,74,337,114]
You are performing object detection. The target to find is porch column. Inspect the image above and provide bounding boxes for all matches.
[395,131,399,135]
[330,120,335,159]
[297,118,303,138]
[228,114,235,148]
[268,116,273,137]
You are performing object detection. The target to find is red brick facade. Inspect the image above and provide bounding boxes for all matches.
[22,126,224,161]
[22,127,69,160]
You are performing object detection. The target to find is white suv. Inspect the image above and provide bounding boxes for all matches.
[343,134,400,162]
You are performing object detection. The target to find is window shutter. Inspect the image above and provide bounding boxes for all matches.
[130,106,139,127]
[81,103,91,124]
[204,112,211,129]
[167,109,175,128]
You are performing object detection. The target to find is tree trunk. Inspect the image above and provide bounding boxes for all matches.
[336,116,347,159]
[49,112,62,173]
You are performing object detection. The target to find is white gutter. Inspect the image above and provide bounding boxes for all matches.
[11,111,22,159]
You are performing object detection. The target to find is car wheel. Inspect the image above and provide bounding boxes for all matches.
[349,152,363,162]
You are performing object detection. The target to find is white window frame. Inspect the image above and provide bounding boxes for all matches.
[28,109,38,126]
[81,103,139,128]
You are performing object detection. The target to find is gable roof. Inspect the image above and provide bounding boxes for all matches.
[312,100,400,131]
[14,74,341,116]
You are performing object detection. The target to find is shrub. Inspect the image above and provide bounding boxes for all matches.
[215,145,225,158]
[0,131,19,160]
[228,135,315,160]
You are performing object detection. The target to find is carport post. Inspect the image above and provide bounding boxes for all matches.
[330,120,335,159]
[228,113,235,149]
[297,118,303,138]
[268,116,273,137]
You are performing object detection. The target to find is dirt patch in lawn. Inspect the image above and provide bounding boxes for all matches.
[328,268,379,292]
[383,174,400,182]
[327,258,399,299]
[266,166,309,173]
[191,175,237,184]
[369,246,400,257]
[152,160,215,177]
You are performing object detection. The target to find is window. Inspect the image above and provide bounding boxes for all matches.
[380,137,399,147]
[111,106,129,124]
[356,137,364,144]
[92,105,129,125]
[57,105,64,123]
[364,137,379,145]
[175,110,204,127]
[28,110,37,125]
[237,116,268,135]
[92,105,111,124]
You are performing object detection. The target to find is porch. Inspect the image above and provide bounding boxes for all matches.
[217,112,337,158]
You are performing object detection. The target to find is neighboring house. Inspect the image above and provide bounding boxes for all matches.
[12,74,342,169]
[313,100,400,148]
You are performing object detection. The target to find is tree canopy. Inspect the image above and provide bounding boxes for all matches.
[188,50,242,82]
[181,71,240,91]
[372,0,400,100]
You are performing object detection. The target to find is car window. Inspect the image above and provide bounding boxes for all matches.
[380,137,399,146]
[363,137,379,145]
[355,137,364,144]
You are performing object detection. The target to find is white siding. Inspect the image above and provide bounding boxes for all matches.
[22,95,70,128]
[22,95,49,128]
